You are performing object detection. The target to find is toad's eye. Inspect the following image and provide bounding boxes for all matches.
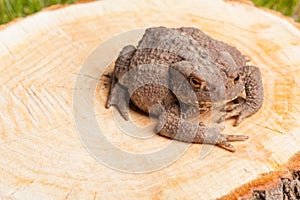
[189,77,205,90]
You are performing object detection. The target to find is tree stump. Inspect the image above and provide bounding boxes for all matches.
[0,0,300,199]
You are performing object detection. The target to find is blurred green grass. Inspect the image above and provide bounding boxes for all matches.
[0,0,76,25]
[252,0,300,22]
[0,0,300,25]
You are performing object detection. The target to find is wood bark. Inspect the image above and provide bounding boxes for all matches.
[0,0,300,199]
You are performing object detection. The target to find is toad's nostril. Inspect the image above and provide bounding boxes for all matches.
[234,75,239,83]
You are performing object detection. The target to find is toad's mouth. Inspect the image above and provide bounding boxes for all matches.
[180,95,240,108]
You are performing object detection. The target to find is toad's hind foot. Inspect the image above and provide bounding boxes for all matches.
[106,77,130,120]
[106,45,137,120]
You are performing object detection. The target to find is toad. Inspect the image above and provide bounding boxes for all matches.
[106,27,263,152]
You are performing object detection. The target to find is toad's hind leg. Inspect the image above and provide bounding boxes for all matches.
[106,45,136,120]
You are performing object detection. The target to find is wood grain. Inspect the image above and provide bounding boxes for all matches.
[0,0,300,199]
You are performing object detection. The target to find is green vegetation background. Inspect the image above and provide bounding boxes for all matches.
[0,0,300,25]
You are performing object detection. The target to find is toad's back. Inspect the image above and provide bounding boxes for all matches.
[130,27,246,71]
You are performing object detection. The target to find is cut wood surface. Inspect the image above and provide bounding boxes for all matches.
[0,0,300,199]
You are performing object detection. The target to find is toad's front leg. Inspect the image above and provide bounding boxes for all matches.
[156,107,248,152]
[224,65,264,126]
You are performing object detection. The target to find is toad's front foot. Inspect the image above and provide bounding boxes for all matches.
[220,97,248,126]
[220,65,263,126]
[217,133,249,152]
[204,125,248,152]
[157,111,248,152]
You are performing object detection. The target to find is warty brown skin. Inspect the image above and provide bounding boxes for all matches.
[106,27,263,152]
